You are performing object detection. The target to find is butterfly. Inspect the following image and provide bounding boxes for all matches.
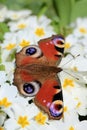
[14,35,65,120]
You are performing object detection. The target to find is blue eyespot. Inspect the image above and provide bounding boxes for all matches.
[23,81,41,96]
[23,83,34,94]
[24,45,43,58]
[26,47,36,55]
[49,100,63,117]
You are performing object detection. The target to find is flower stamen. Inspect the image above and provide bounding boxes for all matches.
[35,112,47,125]
[17,116,30,128]
[0,97,12,108]
[63,78,74,88]
[35,28,45,37]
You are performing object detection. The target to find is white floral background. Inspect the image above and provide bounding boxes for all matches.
[0,4,87,130]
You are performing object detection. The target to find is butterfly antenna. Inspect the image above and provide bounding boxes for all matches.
[61,54,80,67]
[62,69,79,80]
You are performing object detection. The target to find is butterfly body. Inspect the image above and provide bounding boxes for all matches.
[14,35,65,120]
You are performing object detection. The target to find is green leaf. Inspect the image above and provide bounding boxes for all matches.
[53,0,72,28]
[0,46,2,63]
[6,49,16,62]
[0,22,9,41]
[38,2,47,17]
[0,64,5,71]
[71,0,87,22]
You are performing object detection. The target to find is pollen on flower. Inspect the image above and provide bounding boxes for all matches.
[79,27,87,34]
[0,127,4,130]
[72,66,78,72]
[17,116,30,128]
[76,101,81,108]
[65,42,71,49]
[5,43,16,50]
[74,97,79,100]
[12,14,18,19]
[63,78,74,88]
[0,97,12,108]
[69,126,75,130]
[64,106,68,112]
[19,39,30,47]
[34,112,47,125]
[18,23,26,29]
[35,28,45,37]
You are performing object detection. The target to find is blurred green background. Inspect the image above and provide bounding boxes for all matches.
[1,0,87,34]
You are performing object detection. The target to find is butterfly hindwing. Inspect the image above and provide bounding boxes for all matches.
[35,77,63,120]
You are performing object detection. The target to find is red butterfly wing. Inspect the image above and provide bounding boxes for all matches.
[39,35,65,66]
[35,78,63,120]
[14,35,65,120]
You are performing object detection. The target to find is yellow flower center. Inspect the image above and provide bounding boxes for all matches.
[19,39,30,47]
[17,116,30,128]
[0,97,12,108]
[74,97,79,100]
[79,27,87,34]
[0,16,3,18]
[69,126,75,130]
[0,127,4,130]
[72,66,78,71]
[35,112,47,125]
[64,106,68,112]
[65,42,71,49]
[12,14,18,19]
[35,28,45,37]
[18,23,26,29]
[76,101,81,108]
[5,43,16,50]
[63,78,74,88]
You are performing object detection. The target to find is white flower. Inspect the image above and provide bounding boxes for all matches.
[28,15,55,41]
[59,54,87,118]
[8,18,30,32]
[0,61,15,83]
[73,18,87,38]
[0,71,7,86]
[0,112,7,126]
[70,56,87,71]
[16,29,35,51]
[1,32,17,62]
[76,121,87,130]
[0,83,17,104]
[72,85,87,115]
[65,34,78,51]
[0,5,8,22]
[6,9,31,21]
[4,103,39,130]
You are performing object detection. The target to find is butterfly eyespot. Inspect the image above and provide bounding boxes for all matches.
[24,45,43,58]
[52,36,64,46]
[49,100,63,117]
[26,47,36,55]
[23,81,41,96]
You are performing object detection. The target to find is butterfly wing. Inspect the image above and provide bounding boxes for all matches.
[35,77,63,120]
[38,35,65,66]
[14,35,65,119]
[14,45,49,96]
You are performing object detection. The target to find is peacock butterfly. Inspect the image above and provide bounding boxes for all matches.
[13,35,65,120]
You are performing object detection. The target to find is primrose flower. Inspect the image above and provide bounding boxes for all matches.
[6,9,31,21]
[34,112,47,125]
[73,18,87,38]
[0,5,7,22]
